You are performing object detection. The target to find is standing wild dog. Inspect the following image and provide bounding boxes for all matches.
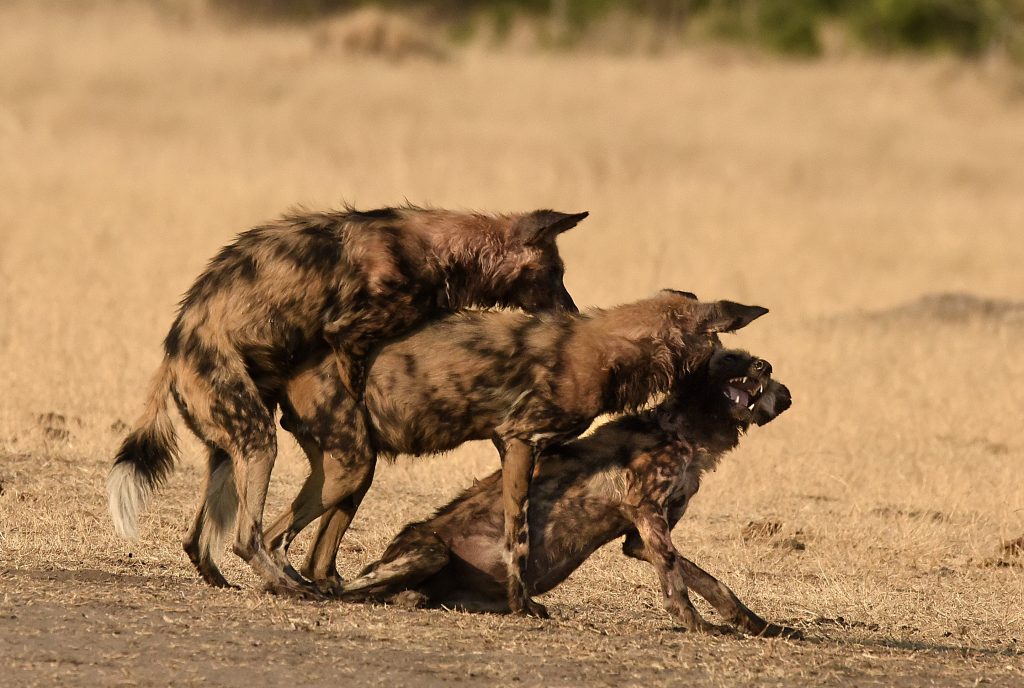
[337,348,799,637]
[106,205,586,595]
[266,290,768,614]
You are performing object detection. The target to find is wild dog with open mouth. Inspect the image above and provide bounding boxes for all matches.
[337,348,798,637]
[106,205,585,595]
[268,291,768,614]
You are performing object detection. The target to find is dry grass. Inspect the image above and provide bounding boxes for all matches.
[1,3,1023,686]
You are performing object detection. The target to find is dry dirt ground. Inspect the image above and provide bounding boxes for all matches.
[1,4,1023,686]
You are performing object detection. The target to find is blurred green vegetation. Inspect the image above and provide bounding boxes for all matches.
[211,0,1024,59]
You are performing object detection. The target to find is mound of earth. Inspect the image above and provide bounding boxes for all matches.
[312,8,449,62]
[856,292,1024,325]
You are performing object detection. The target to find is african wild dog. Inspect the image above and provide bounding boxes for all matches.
[263,290,768,614]
[337,348,799,637]
[106,205,586,595]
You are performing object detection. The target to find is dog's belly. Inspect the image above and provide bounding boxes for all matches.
[443,535,507,595]
[527,525,625,595]
[436,521,624,599]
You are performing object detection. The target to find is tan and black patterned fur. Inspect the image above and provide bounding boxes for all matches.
[336,349,799,637]
[272,292,768,614]
[106,205,585,595]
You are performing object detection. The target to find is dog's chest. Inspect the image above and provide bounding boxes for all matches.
[648,432,725,503]
[637,437,694,501]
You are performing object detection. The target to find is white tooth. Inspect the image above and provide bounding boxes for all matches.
[757,385,763,394]
[748,402,755,410]
[742,377,749,383]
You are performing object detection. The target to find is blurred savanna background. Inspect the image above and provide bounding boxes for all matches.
[1,1,1023,685]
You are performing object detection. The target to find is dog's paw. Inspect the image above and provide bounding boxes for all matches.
[510,596,549,619]
[759,623,804,640]
[389,590,429,609]
[315,575,346,598]
[675,619,734,636]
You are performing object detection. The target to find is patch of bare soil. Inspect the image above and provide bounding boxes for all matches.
[1,546,1020,686]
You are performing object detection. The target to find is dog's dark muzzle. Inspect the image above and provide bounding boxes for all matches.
[753,381,792,426]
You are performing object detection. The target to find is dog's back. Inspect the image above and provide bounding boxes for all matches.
[283,293,769,460]
[284,308,577,456]
[367,310,574,453]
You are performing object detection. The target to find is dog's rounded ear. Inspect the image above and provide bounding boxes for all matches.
[515,210,589,246]
[702,301,769,333]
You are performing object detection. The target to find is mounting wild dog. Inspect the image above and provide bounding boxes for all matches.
[338,348,799,637]
[266,290,768,614]
[106,205,586,595]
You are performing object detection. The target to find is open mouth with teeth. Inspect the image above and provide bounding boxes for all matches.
[723,376,764,411]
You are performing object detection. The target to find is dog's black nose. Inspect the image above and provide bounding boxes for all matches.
[774,383,792,410]
[751,358,771,375]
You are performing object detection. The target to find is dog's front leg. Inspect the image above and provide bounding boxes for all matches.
[622,496,694,561]
[669,554,803,639]
[634,508,801,639]
[633,506,726,634]
[494,436,548,618]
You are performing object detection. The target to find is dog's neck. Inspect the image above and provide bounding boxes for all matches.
[652,379,747,458]
[429,231,536,312]
[589,303,709,413]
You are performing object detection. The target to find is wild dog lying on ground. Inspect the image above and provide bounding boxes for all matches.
[338,348,799,637]
[266,290,768,614]
[106,205,585,595]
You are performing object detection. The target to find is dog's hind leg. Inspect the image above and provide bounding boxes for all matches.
[182,447,238,588]
[268,454,376,591]
[298,506,353,594]
[277,416,369,594]
[297,443,377,594]
[175,365,319,597]
[259,425,333,585]
[340,528,449,602]
[263,395,377,594]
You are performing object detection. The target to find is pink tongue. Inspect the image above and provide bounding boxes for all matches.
[728,387,750,407]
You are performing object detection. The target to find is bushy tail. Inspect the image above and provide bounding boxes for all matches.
[106,361,178,539]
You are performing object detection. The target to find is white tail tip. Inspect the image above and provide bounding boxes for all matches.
[106,463,149,540]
